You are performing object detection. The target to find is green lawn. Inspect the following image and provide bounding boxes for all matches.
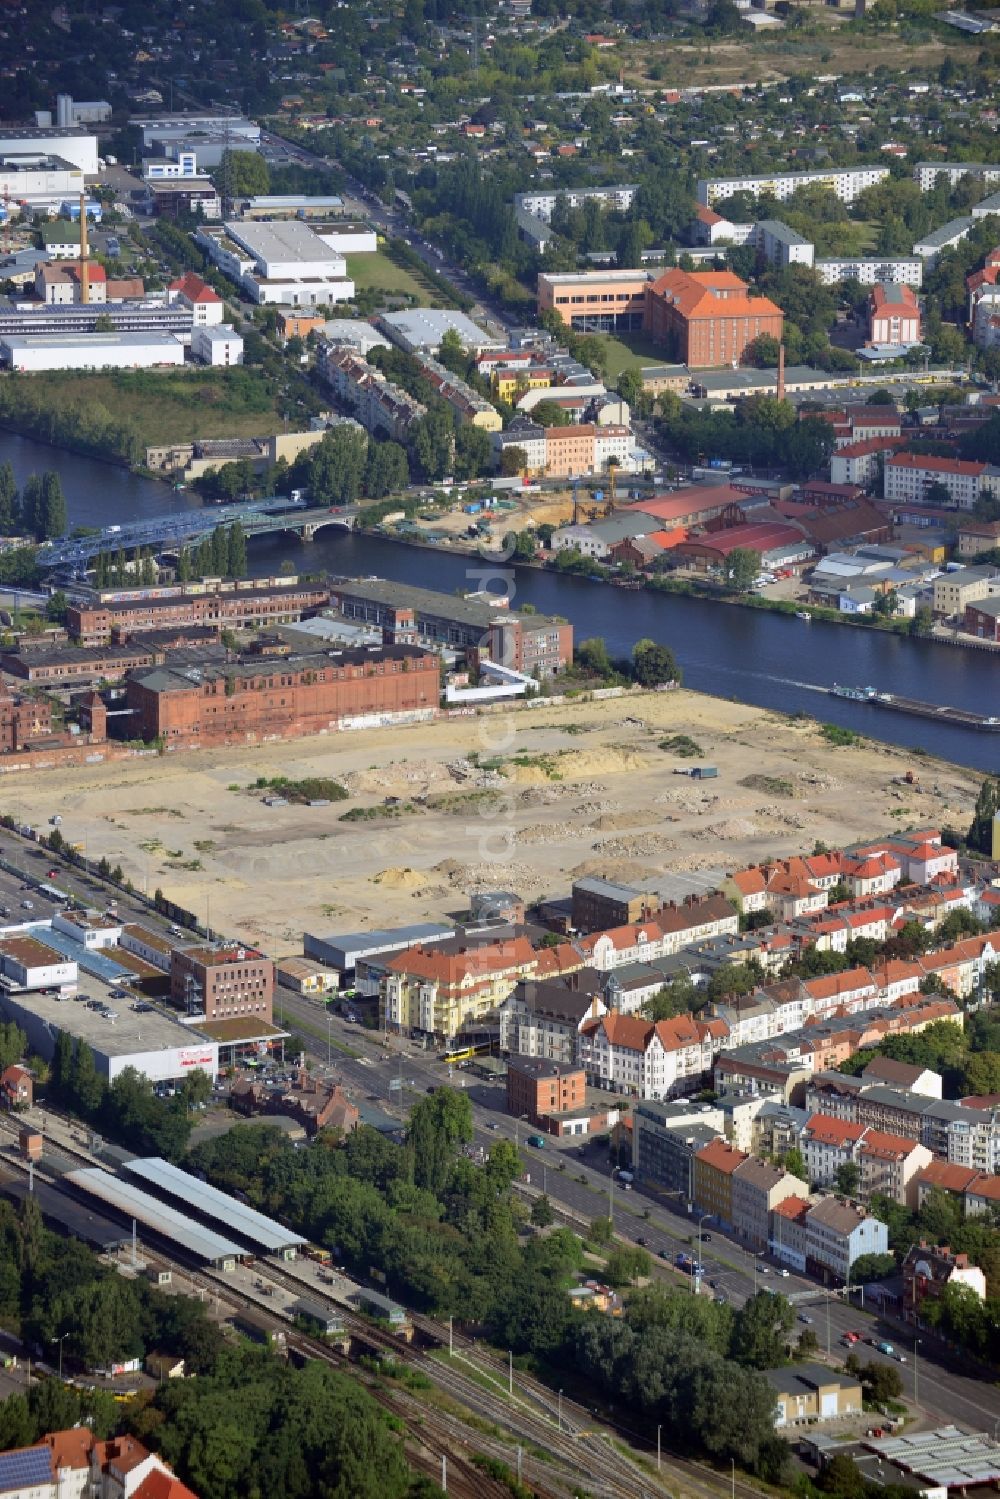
[594,330,670,380]
[346,249,435,300]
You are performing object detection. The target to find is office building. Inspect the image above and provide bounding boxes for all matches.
[170,943,274,1025]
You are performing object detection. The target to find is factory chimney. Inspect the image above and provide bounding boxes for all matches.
[776,341,785,403]
[78,192,90,306]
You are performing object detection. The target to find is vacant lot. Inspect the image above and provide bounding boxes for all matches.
[347,249,437,301]
[595,331,668,380]
[11,691,980,953]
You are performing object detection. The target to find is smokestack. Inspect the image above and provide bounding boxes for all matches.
[777,341,785,403]
[78,192,90,306]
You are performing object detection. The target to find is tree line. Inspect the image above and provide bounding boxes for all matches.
[175,522,247,584]
[50,1037,208,1160]
[0,464,67,542]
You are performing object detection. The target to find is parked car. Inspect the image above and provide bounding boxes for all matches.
[799,1314,814,1325]
[757,1264,770,1274]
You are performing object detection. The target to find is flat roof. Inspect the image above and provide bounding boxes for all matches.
[378,307,501,350]
[0,332,183,350]
[226,219,343,266]
[0,1175,128,1250]
[1,972,210,1058]
[122,1157,306,1253]
[865,1427,1000,1489]
[64,1168,243,1263]
[0,935,68,968]
[333,577,562,631]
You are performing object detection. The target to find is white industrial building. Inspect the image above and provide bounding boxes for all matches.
[0,127,98,176]
[0,152,85,213]
[377,307,504,356]
[315,223,378,255]
[0,935,78,993]
[697,165,890,206]
[34,94,112,127]
[142,150,198,181]
[135,113,261,169]
[191,323,244,366]
[319,319,391,356]
[195,220,354,306]
[0,331,185,372]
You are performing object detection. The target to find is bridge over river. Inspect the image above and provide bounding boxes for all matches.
[38,497,358,571]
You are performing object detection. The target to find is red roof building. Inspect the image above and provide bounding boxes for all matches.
[645,269,784,368]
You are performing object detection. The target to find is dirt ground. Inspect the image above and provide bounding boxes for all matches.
[13,691,980,956]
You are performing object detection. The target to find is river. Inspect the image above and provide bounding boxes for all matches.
[4,431,999,773]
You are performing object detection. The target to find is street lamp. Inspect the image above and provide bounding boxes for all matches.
[913,1335,920,1408]
[657,1424,662,1473]
[50,1333,68,1382]
[514,1113,529,1148]
[558,1388,563,1433]
[609,1164,622,1226]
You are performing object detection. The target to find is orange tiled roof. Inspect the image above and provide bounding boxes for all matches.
[694,1137,748,1174]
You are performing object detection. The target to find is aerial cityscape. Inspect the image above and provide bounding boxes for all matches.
[0,1,998,1497]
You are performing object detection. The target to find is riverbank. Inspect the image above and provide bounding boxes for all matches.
[4,685,979,949]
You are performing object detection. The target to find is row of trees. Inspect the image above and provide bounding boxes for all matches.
[575,634,682,687]
[175,523,247,584]
[654,392,836,480]
[93,548,158,590]
[0,464,67,542]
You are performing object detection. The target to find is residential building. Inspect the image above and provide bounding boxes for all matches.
[803,1114,868,1187]
[731,1156,810,1249]
[166,273,224,326]
[857,1129,932,1208]
[859,1057,942,1097]
[765,1364,863,1428]
[692,1137,749,1227]
[125,643,440,747]
[697,166,890,206]
[912,216,976,266]
[231,1072,358,1136]
[170,943,274,1025]
[578,1011,713,1099]
[885,454,990,510]
[831,435,908,488]
[381,935,538,1039]
[750,219,815,269]
[633,1098,725,1198]
[769,1193,812,1272]
[0,1064,32,1110]
[0,1428,199,1499]
[901,1241,987,1323]
[868,284,921,346]
[815,257,922,287]
[318,343,425,439]
[506,1057,587,1124]
[913,160,1000,192]
[499,977,607,1062]
[514,186,638,221]
[804,1196,889,1282]
[645,269,784,369]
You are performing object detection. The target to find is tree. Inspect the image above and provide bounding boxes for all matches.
[727,548,762,593]
[45,590,68,622]
[848,1253,896,1284]
[406,1089,472,1193]
[532,401,572,428]
[307,426,370,506]
[499,446,527,477]
[0,462,16,532]
[411,406,455,482]
[731,1291,795,1369]
[530,1195,555,1228]
[455,423,492,481]
[835,1161,860,1197]
[968,777,1000,854]
[645,974,701,1021]
[576,636,613,677]
[604,1245,651,1287]
[631,637,681,687]
[217,148,270,199]
[783,1147,808,1182]
[40,473,67,540]
[364,441,408,499]
[743,333,781,368]
[227,521,247,579]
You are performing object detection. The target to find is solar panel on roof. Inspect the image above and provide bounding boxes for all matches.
[0,1446,53,1493]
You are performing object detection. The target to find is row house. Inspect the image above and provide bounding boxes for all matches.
[920,934,999,1000]
[576,894,738,973]
[803,1114,868,1186]
[498,978,606,1062]
[769,1194,812,1272]
[731,1157,810,1250]
[381,936,538,1039]
[578,1011,714,1099]
[693,1138,749,1229]
[802,966,879,1018]
[857,1128,933,1208]
[808,1071,1000,1175]
[901,1241,987,1324]
[796,903,894,954]
[851,829,959,886]
[803,1196,889,1282]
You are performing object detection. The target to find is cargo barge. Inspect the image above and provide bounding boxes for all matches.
[830,685,1000,730]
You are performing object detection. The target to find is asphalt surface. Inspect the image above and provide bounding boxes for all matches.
[276,988,1000,1435]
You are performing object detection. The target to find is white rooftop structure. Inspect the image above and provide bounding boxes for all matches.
[377,308,505,355]
[225,220,347,279]
[65,1169,243,1264]
[320,319,391,355]
[864,1427,1000,1490]
[122,1157,307,1253]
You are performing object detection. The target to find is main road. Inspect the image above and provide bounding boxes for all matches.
[275,986,1000,1436]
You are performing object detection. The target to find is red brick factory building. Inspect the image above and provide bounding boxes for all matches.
[67,579,330,647]
[125,643,440,746]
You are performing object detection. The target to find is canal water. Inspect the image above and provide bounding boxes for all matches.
[4,430,999,773]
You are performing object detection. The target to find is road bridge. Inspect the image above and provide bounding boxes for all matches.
[38,498,358,571]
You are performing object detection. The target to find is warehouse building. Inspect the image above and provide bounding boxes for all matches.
[0,331,185,373]
[376,308,504,356]
[0,127,98,175]
[195,220,354,306]
[304,922,457,981]
[0,935,77,993]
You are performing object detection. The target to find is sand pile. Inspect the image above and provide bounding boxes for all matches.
[372,866,429,890]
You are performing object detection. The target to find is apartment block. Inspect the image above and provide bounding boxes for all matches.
[697,166,890,207]
[731,1156,810,1250]
[693,1137,749,1228]
[884,454,990,510]
[506,1058,587,1124]
[804,1196,889,1282]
